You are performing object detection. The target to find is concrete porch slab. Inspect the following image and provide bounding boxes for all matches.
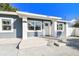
[19,37,48,49]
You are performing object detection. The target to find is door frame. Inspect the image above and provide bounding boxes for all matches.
[43,21,51,36]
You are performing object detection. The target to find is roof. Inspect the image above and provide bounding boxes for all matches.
[57,19,69,23]
[0,11,17,15]
[16,11,62,20]
[0,11,67,22]
[0,11,62,19]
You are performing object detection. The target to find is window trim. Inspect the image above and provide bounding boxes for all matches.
[27,20,42,32]
[57,23,64,31]
[0,17,14,32]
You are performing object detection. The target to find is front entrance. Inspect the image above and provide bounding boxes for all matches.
[43,21,51,36]
[27,18,52,37]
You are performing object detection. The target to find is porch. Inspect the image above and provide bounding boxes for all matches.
[23,18,67,39]
[17,11,68,49]
[19,36,67,49]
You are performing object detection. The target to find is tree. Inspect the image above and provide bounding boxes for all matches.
[73,22,79,28]
[0,3,18,12]
[72,18,79,28]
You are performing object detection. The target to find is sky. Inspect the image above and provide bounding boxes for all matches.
[10,3,79,21]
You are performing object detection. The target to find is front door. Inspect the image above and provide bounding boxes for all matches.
[43,21,51,36]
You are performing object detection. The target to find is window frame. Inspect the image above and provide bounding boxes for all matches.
[27,20,42,32]
[57,23,64,31]
[0,17,14,32]
[28,20,35,30]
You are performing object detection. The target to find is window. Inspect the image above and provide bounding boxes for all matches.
[35,21,41,30]
[2,19,11,30]
[0,17,14,32]
[28,21,34,30]
[28,20,42,31]
[57,23,63,30]
[45,23,48,26]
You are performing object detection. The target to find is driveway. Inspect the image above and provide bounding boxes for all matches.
[67,38,79,50]
[0,43,18,56]
[18,38,79,56]
[0,38,79,56]
[18,45,79,56]
[0,39,20,56]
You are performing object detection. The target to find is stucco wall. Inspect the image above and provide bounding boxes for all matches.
[0,14,22,38]
[74,28,79,36]
[66,27,79,37]
[67,27,75,37]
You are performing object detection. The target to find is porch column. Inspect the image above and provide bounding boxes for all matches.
[22,17,28,40]
[53,21,57,38]
[65,23,68,37]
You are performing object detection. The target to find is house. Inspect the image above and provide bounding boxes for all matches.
[0,11,68,48]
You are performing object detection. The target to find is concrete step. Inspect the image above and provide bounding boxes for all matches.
[47,40,66,47]
[54,41,66,47]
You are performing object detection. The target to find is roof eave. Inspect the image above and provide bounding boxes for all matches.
[16,11,61,20]
[0,11,17,15]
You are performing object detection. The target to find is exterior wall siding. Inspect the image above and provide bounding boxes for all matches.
[27,32,43,37]
[0,14,22,38]
[0,14,67,39]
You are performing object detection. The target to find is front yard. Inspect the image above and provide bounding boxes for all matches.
[0,38,79,56]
